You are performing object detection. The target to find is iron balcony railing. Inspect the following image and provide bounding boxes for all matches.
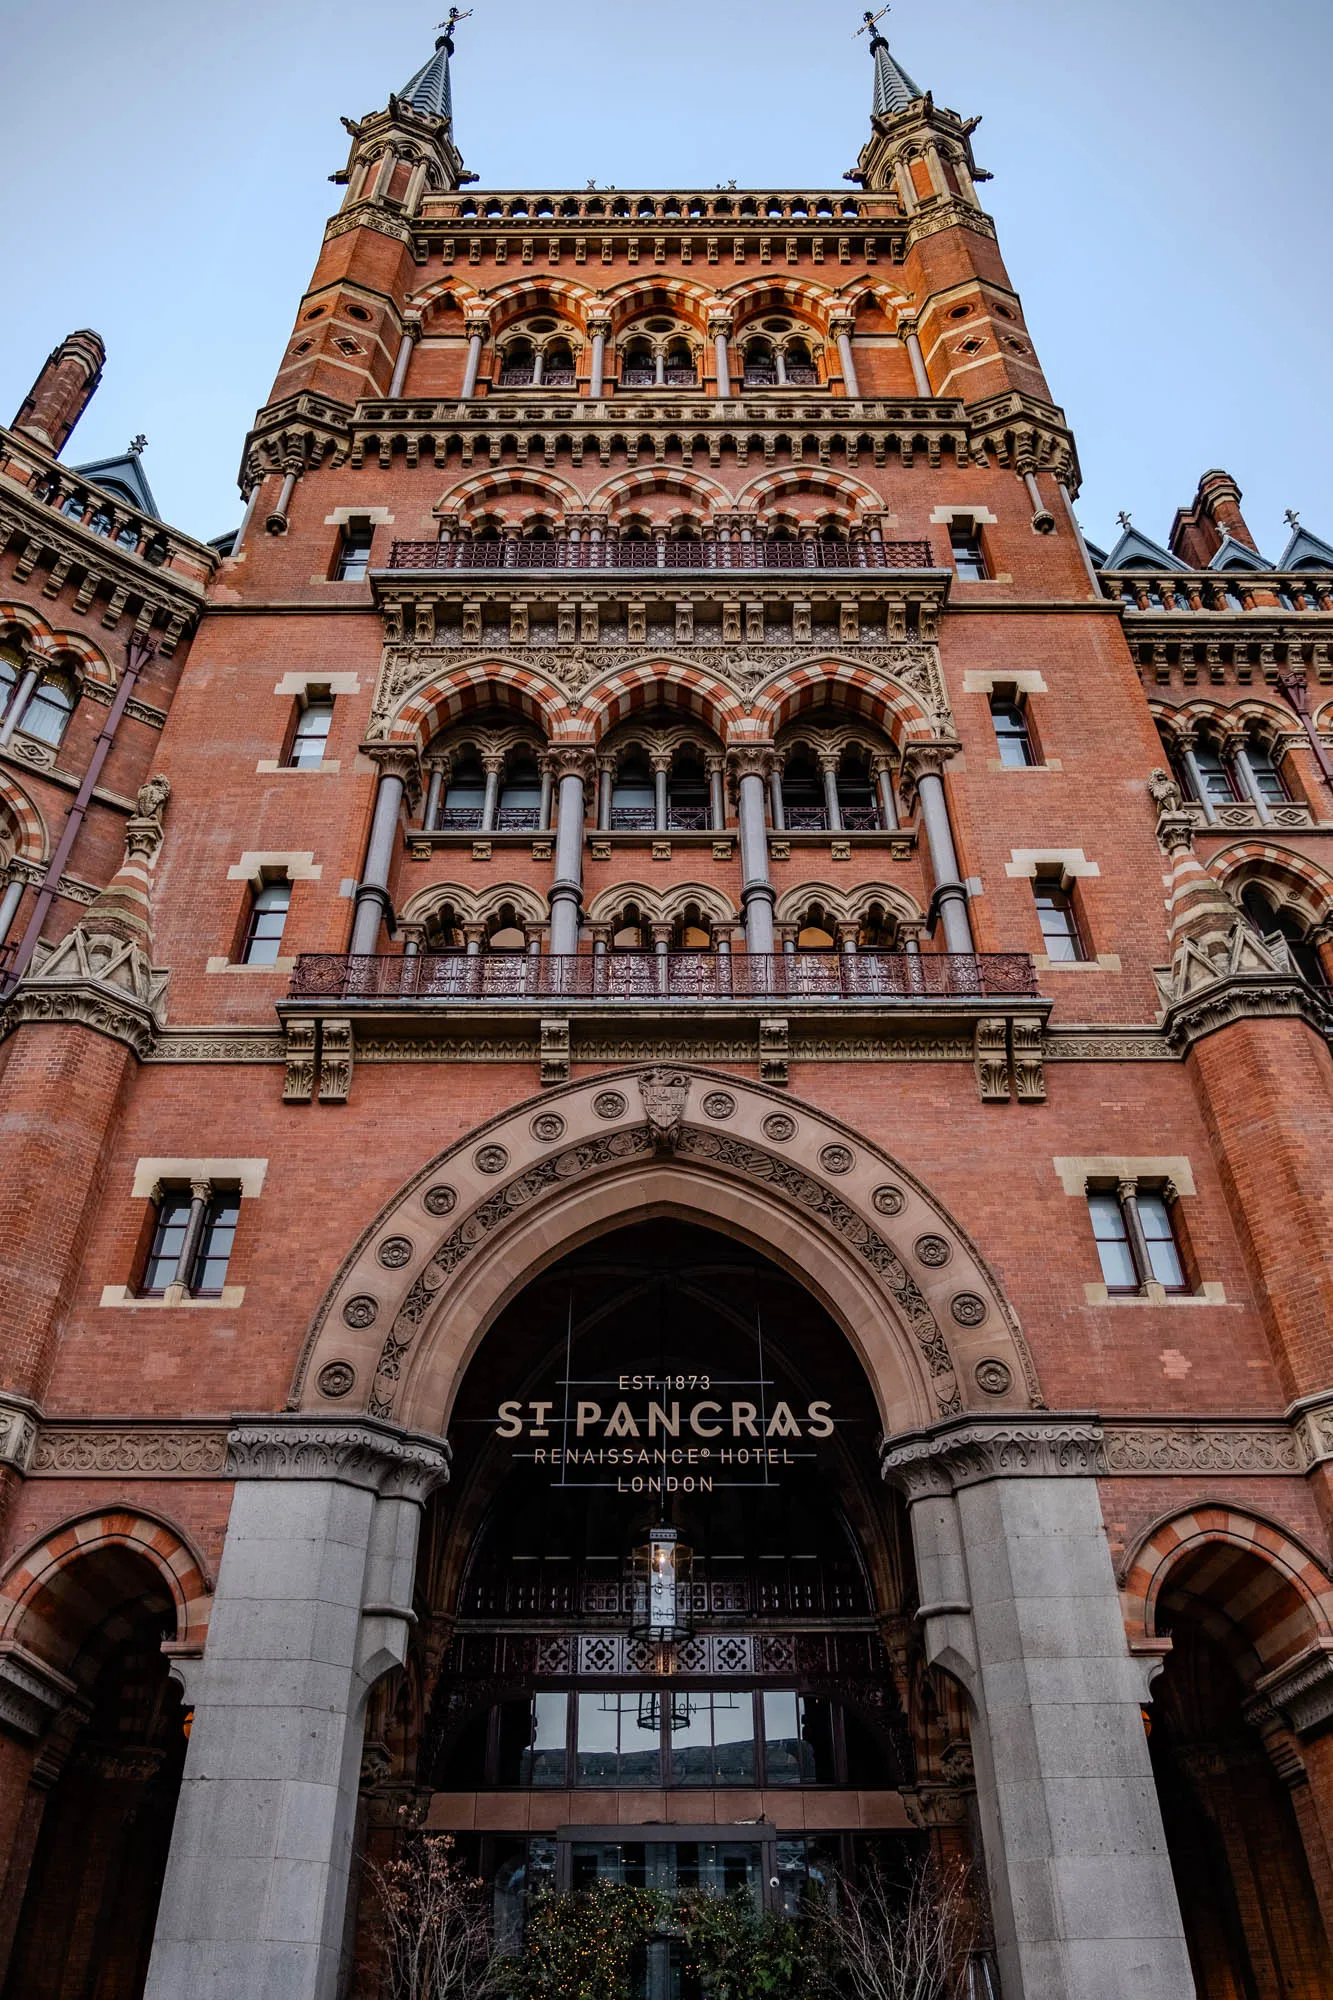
[288,950,1039,1005]
[386,536,936,572]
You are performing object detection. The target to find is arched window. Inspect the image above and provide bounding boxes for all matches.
[486,907,528,952]
[664,341,696,387]
[666,751,710,831]
[425,904,465,952]
[621,341,656,390]
[857,902,897,951]
[1240,885,1327,987]
[0,644,22,718]
[498,757,542,831]
[785,339,817,387]
[544,342,576,388]
[743,341,777,389]
[1190,743,1239,806]
[781,753,827,831]
[610,754,655,831]
[1244,739,1289,804]
[499,341,537,388]
[837,752,880,831]
[673,904,713,951]
[611,903,649,950]
[22,671,76,746]
[441,755,487,830]
[796,907,837,950]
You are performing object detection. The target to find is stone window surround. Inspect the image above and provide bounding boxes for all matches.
[929,504,999,528]
[1052,1155,1226,1307]
[206,853,319,975]
[322,508,395,528]
[98,1158,267,1310]
[1008,848,1103,967]
[963,671,1063,774]
[258,675,360,775]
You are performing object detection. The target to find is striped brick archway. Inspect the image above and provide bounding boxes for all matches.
[384,660,578,750]
[0,775,47,864]
[753,658,937,747]
[0,1508,213,1667]
[579,659,747,743]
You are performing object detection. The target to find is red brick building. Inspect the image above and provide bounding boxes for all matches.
[2,15,1332,1998]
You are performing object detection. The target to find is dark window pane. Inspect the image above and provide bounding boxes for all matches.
[1139,1194,1185,1289]
[193,1195,239,1294]
[496,1698,536,1785]
[1089,1193,1138,1291]
[243,882,291,965]
[289,700,333,767]
[1034,883,1084,962]
[950,526,987,580]
[143,1193,192,1294]
[521,1693,568,1787]
[990,698,1035,767]
[763,1691,813,1785]
[336,527,374,579]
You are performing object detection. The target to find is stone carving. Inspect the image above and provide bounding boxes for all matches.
[378,1238,413,1269]
[0,1398,39,1474]
[319,1018,354,1104]
[638,1068,690,1150]
[914,1235,951,1268]
[951,1293,987,1327]
[225,1418,450,1501]
[819,1144,855,1175]
[1252,1643,1333,1738]
[882,1417,1107,1500]
[152,1032,288,1064]
[283,1020,317,1102]
[31,1427,229,1475]
[474,1144,509,1174]
[1102,1424,1302,1475]
[1147,766,1182,815]
[873,1185,906,1215]
[973,1360,1012,1397]
[540,1018,571,1087]
[316,1363,357,1400]
[343,1295,379,1328]
[1011,1018,1046,1103]
[593,1091,628,1119]
[0,1645,79,1743]
[701,1091,737,1121]
[761,1113,797,1143]
[531,1112,566,1142]
[368,1128,655,1417]
[135,772,171,824]
[423,1185,457,1215]
[973,1017,1009,1103]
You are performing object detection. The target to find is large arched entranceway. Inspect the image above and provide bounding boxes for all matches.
[349,1215,991,1994]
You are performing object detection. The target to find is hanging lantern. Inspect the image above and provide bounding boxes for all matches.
[629,1525,694,1644]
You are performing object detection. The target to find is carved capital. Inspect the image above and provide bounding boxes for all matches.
[828,314,856,339]
[707,313,735,336]
[463,315,492,341]
[548,744,597,786]
[0,1395,39,1475]
[0,1643,79,1744]
[363,742,421,789]
[1252,1641,1333,1739]
[1160,970,1331,1055]
[898,739,958,798]
[727,744,777,785]
[225,1415,450,1502]
[882,1413,1106,1502]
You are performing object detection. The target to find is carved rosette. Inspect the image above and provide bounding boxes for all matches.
[225,1416,450,1502]
[882,1413,1107,1501]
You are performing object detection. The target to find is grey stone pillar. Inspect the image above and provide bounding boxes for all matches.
[461,317,489,400]
[903,743,973,954]
[1229,738,1273,824]
[538,758,555,833]
[710,315,733,399]
[707,756,726,832]
[0,664,39,747]
[768,766,785,834]
[549,748,592,957]
[350,747,419,955]
[588,317,611,399]
[145,1417,449,2000]
[904,327,932,398]
[480,753,504,834]
[387,316,420,398]
[0,875,24,947]
[652,756,671,834]
[831,316,860,399]
[882,1416,1193,2000]
[873,754,899,830]
[819,753,843,833]
[730,747,776,957]
[1178,737,1216,826]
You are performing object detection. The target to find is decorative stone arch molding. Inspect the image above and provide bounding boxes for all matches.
[381,659,576,750]
[580,659,748,743]
[587,467,733,517]
[774,879,923,927]
[0,603,116,691]
[436,467,584,527]
[1210,839,1333,931]
[584,880,736,926]
[734,467,887,518]
[399,878,548,928]
[291,1067,1041,1440]
[751,657,942,748]
[0,775,47,865]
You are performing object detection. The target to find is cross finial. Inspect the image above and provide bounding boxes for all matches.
[1284,508,1301,530]
[437,7,471,48]
[856,6,891,37]
[128,434,148,457]
[1116,510,1133,531]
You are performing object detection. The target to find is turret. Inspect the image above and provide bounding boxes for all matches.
[331,6,475,220]
[10,329,106,457]
[847,9,987,214]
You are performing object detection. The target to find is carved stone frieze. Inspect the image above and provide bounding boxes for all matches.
[31,1427,229,1477]
[882,1414,1106,1500]
[1,976,164,1059]
[6,856,99,906]
[1102,1424,1301,1476]
[1251,1642,1333,1739]
[0,1644,80,1745]
[149,1032,288,1064]
[225,1416,450,1501]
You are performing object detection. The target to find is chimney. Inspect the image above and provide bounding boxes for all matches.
[11,330,107,457]
[1169,469,1259,568]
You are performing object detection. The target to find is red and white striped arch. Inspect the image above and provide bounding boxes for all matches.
[0,604,116,689]
[474,278,601,337]
[733,467,886,517]
[602,275,719,334]
[588,467,733,516]
[1208,838,1333,928]
[0,1507,214,1663]
[720,277,839,333]
[387,660,578,749]
[752,660,936,746]
[437,467,585,525]
[407,276,488,323]
[579,659,747,744]
[1122,1504,1333,1678]
[0,774,47,863]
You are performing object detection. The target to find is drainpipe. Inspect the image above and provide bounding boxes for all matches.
[1,633,156,996]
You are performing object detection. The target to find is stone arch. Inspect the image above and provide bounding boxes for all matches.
[578,659,748,743]
[1210,840,1333,932]
[474,278,597,337]
[384,660,576,751]
[584,880,737,925]
[0,1507,213,1667]
[734,467,887,516]
[722,277,838,332]
[587,467,732,516]
[398,878,548,928]
[436,467,584,522]
[0,774,47,864]
[774,879,924,926]
[0,603,115,690]
[752,658,938,746]
[291,1067,1042,1442]
[602,276,717,334]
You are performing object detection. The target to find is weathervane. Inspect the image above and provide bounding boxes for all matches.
[856,6,891,37]
[438,8,471,48]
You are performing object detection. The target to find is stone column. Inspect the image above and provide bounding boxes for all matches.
[1176,735,1216,826]
[830,315,860,399]
[882,1416,1194,2000]
[652,754,671,834]
[872,753,899,830]
[596,758,614,833]
[549,747,593,957]
[768,763,786,833]
[0,875,23,947]
[461,317,489,400]
[729,747,776,957]
[588,316,611,398]
[1229,737,1273,824]
[387,315,421,399]
[902,743,974,953]
[266,462,301,536]
[900,323,932,398]
[0,660,40,747]
[423,763,445,832]
[707,755,726,832]
[144,1417,448,2000]
[538,756,555,833]
[350,747,420,956]
[818,750,843,833]
[480,752,505,834]
[709,315,734,399]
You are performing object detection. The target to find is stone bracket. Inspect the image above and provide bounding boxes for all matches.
[283,1018,354,1103]
[759,1016,789,1086]
[971,1014,1045,1104]
[0,1642,79,1745]
[1251,1640,1333,1738]
[540,1016,571,1087]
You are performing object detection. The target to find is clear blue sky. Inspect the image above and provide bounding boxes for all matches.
[3,0,1328,558]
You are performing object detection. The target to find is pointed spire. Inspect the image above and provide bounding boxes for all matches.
[400,8,470,123]
[859,8,921,119]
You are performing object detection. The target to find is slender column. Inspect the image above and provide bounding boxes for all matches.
[403,160,429,215]
[923,143,951,200]
[872,754,899,830]
[480,753,504,834]
[651,921,672,995]
[372,147,398,202]
[597,758,614,832]
[423,766,444,832]
[953,154,981,207]
[0,876,24,947]
[768,765,786,833]
[463,925,484,958]
[654,351,666,388]
[538,757,554,833]
[549,748,593,957]
[387,316,421,399]
[230,482,262,558]
[707,755,726,832]
[893,160,918,215]
[588,316,611,398]
[461,317,489,399]
[266,467,299,535]
[0,663,40,747]
[1229,738,1274,824]
[729,746,776,956]
[819,752,843,834]
[837,922,859,956]
[1178,736,1217,825]
[652,755,671,834]
[144,1418,448,2000]
[775,347,789,387]
[1117,1179,1155,1291]
[162,1177,212,1308]
[903,326,932,397]
[709,314,734,399]
[904,744,973,953]
[399,921,425,959]
[350,746,419,955]
[830,315,860,399]
[531,349,545,388]
[1057,481,1104,600]
[884,1417,1194,2000]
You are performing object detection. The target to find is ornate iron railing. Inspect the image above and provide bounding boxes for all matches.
[288,950,1039,1004]
[387,536,936,571]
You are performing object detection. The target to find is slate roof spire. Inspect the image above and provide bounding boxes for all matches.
[400,8,470,123]
[861,8,921,119]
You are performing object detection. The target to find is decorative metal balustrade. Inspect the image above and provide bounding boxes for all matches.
[288,950,1039,1005]
[388,536,936,571]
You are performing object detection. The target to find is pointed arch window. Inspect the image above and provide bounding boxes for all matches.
[781,753,826,831]
[497,757,542,831]
[1240,885,1327,987]
[22,671,76,746]
[743,342,778,389]
[440,755,487,831]
[666,752,710,832]
[610,755,656,831]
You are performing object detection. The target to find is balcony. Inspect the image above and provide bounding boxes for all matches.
[288,950,1039,1006]
[387,536,936,573]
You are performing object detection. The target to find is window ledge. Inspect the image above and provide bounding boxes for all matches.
[1033,953,1121,973]
[256,760,341,775]
[1082,1281,1227,1307]
[100,1284,245,1310]
[986,758,1063,774]
[206,956,297,974]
